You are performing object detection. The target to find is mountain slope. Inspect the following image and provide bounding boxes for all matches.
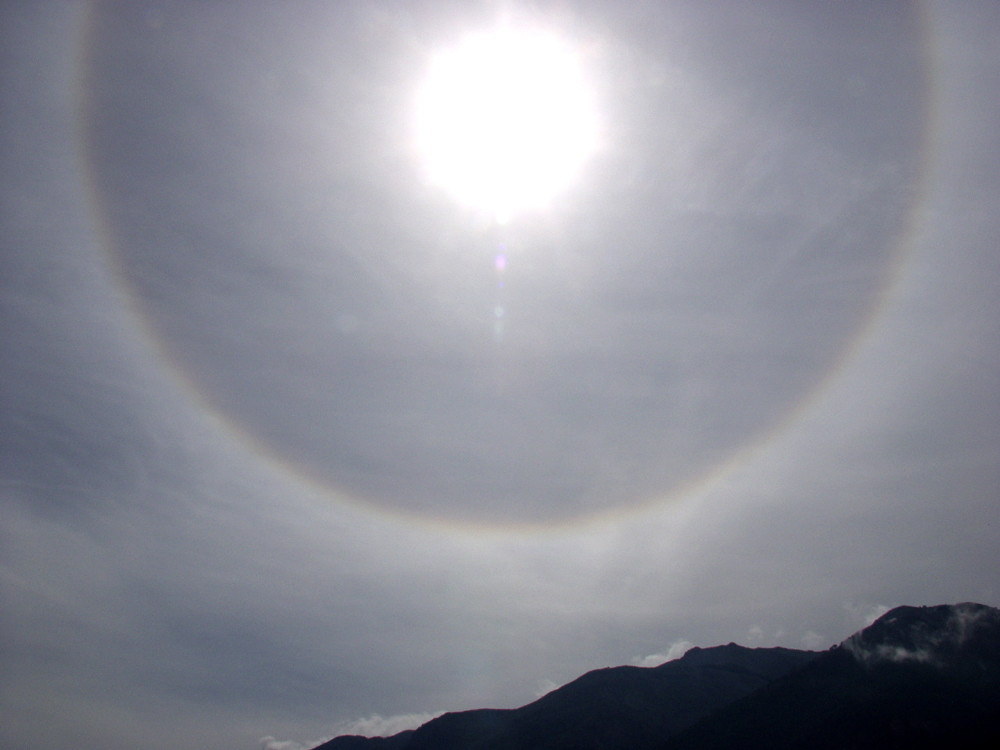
[316,644,815,750]
[428,644,815,750]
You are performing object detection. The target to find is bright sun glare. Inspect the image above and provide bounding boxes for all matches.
[416,27,598,222]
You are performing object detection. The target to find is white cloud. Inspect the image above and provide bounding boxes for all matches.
[259,711,443,750]
[842,640,934,665]
[947,602,993,643]
[260,737,308,750]
[631,639,694,667]
[259,712,443,750]
[329,712,443,738]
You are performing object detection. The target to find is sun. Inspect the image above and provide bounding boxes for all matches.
[415,26,598,222]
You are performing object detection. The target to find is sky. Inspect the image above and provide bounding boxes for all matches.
[1,2,998,749]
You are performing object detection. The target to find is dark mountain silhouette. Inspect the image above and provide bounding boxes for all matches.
[667,602,1000,750]
[315,644,816,750]
[313,603,1000,750]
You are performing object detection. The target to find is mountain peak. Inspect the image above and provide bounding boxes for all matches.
[840,602,1000,666]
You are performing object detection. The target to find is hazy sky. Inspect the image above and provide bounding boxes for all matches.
[2,3,998,749]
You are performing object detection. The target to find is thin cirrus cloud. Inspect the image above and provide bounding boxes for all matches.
[2,3,999,750]
[79,0,921,527]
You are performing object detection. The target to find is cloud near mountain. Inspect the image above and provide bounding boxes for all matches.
[631,639,695,667]
[841,601,999,666]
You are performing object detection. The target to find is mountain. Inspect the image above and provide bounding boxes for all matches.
[315,644,816,750]
[667,602,1000,750]
[313,603,1000,750]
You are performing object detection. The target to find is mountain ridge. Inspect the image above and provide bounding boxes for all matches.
[312,603,1000,750]
[667,602,1000,749]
